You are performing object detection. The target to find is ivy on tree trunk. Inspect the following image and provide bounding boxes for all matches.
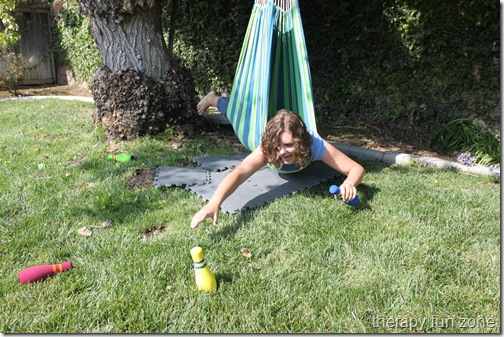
[78,0,206,140]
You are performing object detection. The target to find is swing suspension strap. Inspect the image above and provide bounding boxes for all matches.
[225,0,317,151]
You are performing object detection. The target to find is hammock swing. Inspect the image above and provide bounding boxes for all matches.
[154,2,326,209]
[225,0,317,152]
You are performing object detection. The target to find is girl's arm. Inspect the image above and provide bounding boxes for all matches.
[190,147,267,228]
[322,142,365,202]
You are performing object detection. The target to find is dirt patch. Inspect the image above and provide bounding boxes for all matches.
[141,226,166,241]
[124,165,158,190]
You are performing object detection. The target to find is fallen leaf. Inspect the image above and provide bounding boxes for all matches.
[78,226,92,236]
[241,247,252,259]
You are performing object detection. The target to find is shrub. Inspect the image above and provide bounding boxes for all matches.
[429,118,500,166]
[51,0,101,86]
[0,45,27,95]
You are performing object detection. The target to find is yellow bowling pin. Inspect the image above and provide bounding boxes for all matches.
[190,246,217,292]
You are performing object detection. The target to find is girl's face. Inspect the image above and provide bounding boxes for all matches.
[276,131,298,164]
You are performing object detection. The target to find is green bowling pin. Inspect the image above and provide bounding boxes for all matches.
[107,153,133,162]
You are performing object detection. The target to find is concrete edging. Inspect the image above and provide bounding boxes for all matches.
[331,142,500,177]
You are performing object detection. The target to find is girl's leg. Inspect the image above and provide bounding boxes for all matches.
[216,95,230,115]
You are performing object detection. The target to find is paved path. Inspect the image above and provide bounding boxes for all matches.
[1,95,499,176]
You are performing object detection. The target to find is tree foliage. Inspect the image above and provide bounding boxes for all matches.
[0,0,25,94]
[0,0,20,47]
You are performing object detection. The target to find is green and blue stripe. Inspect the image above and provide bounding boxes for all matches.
[226,0,316,151]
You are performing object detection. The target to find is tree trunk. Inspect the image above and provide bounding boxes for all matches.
[78,0,206,141]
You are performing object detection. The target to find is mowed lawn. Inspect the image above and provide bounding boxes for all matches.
[0,98,500,333]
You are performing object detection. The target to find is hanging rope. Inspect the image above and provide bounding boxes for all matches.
[255,0,292,11]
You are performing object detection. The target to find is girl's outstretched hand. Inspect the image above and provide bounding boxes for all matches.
[190,203,219,229]
[338,182,358,203]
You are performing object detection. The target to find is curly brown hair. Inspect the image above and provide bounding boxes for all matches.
[261,109,312,168]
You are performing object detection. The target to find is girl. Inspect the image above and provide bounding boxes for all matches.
[191,92,365,228]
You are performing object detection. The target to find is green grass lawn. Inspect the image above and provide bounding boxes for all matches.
[0,98,500,333]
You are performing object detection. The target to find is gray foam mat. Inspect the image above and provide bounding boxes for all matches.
[153,166,210,188]
[154,154,340,213]
[186,161,339,213]
[192,152,250,171]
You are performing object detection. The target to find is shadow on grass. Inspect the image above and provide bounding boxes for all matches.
[208,180,381,242]
[214,271,238,289]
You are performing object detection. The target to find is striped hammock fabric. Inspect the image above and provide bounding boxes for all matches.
[225,0,316,151]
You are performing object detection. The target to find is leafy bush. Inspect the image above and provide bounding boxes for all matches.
[0,45,27,94]
[51,0,101,86]
[162,0,251,94]
[429,118,500,166]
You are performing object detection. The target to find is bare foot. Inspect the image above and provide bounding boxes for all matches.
[222,92,229,98]
[197,91,219,114]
